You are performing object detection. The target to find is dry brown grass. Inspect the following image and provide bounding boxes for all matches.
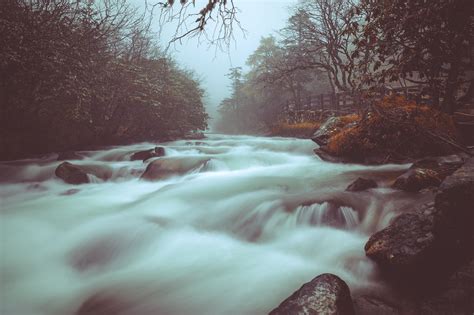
[271,121,321,138]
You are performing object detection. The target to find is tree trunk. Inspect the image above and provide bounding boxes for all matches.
[442,61,460,114]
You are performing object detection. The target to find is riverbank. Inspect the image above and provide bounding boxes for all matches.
[266,97,474,313]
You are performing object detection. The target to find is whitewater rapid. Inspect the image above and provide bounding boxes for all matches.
[0,134,413,315]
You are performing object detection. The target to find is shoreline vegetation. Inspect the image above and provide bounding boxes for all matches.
[0,1,208,161]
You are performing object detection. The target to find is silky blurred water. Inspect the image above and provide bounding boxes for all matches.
[0,134,411,315]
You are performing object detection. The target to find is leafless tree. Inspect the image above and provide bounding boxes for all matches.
[145,0,243,51]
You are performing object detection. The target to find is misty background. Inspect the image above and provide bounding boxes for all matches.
[152,0,297,126]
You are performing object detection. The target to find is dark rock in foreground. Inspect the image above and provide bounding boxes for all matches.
[365,157,474,284]
[55,162,90,184]
[435,157,474,256]
[418,259,474,315]
[364,202,438,279]
[353,295,399,315]
[269,273,354,315]
[346,178,377,192]
[130,146,165,162]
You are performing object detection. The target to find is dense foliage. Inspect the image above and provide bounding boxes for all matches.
[213,0,473,134]
[214,36,331,134]
[0,0,208,160]
[353,0,474,113]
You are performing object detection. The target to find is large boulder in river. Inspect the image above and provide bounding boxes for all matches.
[130,147,165,162]
[141,157,209,181]
[315,98,461,165]
[311,116,358,147]
[346,178,377,192]
[392,154,465,192]
[269,273,355,315]
[55,162,90,184]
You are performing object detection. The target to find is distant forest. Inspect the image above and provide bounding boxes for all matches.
[0,0,208,160]
[215,0,473,134]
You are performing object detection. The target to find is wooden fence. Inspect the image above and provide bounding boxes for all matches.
[281,85,427,124]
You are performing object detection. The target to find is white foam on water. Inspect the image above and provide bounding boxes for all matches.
[0,134,410,315]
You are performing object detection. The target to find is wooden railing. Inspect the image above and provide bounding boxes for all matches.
[281,85,427,123]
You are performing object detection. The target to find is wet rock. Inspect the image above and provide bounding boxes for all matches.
[434,157,474,256]
[80,164,113,181]
[55,162,89,184]
[269,273,355,315]
[364,203,438,279]
[130,147,165,162]
[353,295,399,315]
[392,168,441,192]
[314,147,388,165]
[141,157,209,181]
[312,116,356,147]
[413,154,465,172]
[392,155,465,192]
[366,159,474,284]
[57,151,83,161]
[418,259,474,315]
[314,148,345,163]
[346,178,377,192]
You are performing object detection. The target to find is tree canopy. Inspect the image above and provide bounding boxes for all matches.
[0,0,208,159]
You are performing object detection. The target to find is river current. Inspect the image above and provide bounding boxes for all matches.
[0,134,414,315]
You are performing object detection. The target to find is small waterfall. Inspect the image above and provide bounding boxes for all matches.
[292,202,359,229]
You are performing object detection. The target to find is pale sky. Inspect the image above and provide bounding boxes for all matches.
[153,0,298,124]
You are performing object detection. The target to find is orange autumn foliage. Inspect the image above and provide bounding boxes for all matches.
[271,121,321,138]
[325,96,460,162]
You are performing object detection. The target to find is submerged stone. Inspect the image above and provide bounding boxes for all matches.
[346,178,377,192]
[140,157,209,181]
[55,162,89,184]
[130,146,165,162]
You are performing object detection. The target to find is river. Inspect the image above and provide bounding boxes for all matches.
[0,134,415,315]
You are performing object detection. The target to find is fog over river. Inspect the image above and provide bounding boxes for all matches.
[1,134,418,315]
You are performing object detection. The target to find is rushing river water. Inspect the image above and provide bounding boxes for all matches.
[0,134,416,315]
